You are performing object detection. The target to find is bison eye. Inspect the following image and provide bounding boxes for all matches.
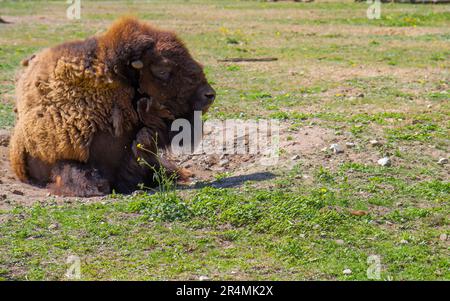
[150,65,171,81]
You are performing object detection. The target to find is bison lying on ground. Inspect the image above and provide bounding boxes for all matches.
[9,17,215,196]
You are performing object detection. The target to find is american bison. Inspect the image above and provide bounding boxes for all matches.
[9,17,215,196]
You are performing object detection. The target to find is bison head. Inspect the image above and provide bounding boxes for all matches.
[100,17,216,119]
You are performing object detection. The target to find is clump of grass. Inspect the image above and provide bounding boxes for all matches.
[0,102,15,128]
[127,138,190,222]
[128,193,191,222]
[386,122,441,142]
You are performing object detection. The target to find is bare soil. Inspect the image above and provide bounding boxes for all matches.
[0,123,341,208]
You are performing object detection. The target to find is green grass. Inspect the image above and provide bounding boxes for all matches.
[0,102,14,128]
[0,0,449,280]
[1,172,448,280]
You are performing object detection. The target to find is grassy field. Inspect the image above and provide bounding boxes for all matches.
[0,0,449,280]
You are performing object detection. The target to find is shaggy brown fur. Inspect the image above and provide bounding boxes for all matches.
[10,17,215,195]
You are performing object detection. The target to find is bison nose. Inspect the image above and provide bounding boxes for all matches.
[194,84,216,111]
[202,86,216,103]
[204,91,216,102]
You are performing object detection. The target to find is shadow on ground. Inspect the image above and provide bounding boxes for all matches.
[180,171,276,190]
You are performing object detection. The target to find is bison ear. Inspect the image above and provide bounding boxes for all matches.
[128,35,156,65]
[110,36,155,86]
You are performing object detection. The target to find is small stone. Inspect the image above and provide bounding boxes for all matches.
[343,269,352,275]
[357,93,365,98]
[219,159,229,167]
[320,147,328,152]
[345,142,355,148]
[350,210,368,216]
[335,239,345,245]
[198,275,210,281]
[291,154,300,160]
[329,144,344,154]
[437,158,448,165]
[48,223,59,230]
[203,156,216,167]
[132,190,145,196]
[370,139,381,146]
[377,157,391,167]
[12,190,24,196]
[439,233,447,241]
[400,239,408,244]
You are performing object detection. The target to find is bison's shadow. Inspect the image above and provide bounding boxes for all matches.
[180,171,276,190]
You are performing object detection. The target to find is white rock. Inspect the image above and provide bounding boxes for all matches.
[335,239,345,245]
[48,223,59,230]
[329,144,344,154]
[198,275,210,281]
[343,269,352,275]
[219,159,230,167]
[291,154,301,160]
[400,239,408,244]
[345,142,355,148]
[439,233,447,241]
[437,158,448,165]
[378,157,391,167]
[370,139,381,146]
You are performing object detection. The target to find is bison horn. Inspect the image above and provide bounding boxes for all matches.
[131,60,144,69]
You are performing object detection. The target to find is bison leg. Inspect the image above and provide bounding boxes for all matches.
[113,127,189,194]
[47,161,110,197]
[9,126,28,182]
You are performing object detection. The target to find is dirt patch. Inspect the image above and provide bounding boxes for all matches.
[0,123,339,207]
[0,132,50,209]
[175,121,335,182]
